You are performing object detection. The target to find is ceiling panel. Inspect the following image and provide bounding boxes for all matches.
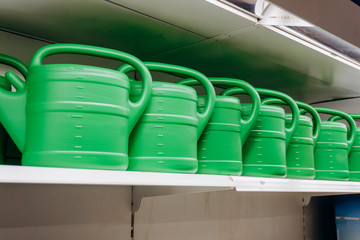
[148,25,360,102]
[108,0,256,37]
[0,0,359,103]
[0,0,205,58]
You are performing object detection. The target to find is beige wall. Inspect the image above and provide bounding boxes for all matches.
[0,184,132,240]
[135,191,305,240]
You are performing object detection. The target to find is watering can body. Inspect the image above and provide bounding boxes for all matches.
[222,88,300,178]
[349,127,360,181]
[285,115,316,179]
[313,107,356,181]
[0,44,152,170]
[120,62,215,173]
[262,99,320,179]
[179,78,260,176]
[0,54,28,164]
[330,114,360,181]
[24,65,131,169]
[196,96,242,175]
[129,82,200,173]
[0,75,11,164]
[241,104,288,177]
[315,122,349,180]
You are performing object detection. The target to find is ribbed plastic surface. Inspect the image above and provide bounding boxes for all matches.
[241,103,287,178]
[285,115,315,179]
[197,95,242,175]
[315,121,349,180]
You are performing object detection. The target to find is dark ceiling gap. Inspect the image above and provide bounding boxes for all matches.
[145,37,215,61]
[146,24,256,60]
[351,0,360,7]
[0,28,55,44]
[309,96,360,105]
[103,0,209,39]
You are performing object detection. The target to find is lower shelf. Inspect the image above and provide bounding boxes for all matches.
[1,165,360,194]
[1,165,358,210]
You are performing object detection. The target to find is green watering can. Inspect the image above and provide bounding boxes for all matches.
[313,107,356,181]
[1,44,152,170]
[262,99,321,179]
[329,114,360,181]
[178,78,261,175]
[119,62,215,173]
[0,54,28,164]
[222,88,299,178]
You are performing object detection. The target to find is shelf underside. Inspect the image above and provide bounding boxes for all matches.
[0,0,359,103]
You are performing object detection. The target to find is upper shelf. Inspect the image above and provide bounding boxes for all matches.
[0,0,360,102]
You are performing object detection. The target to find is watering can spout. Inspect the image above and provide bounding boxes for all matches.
[0,72,27,152]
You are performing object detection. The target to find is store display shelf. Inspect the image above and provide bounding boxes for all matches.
[1,165,360,196]
[231,176,360,193]
[0,165,233,187]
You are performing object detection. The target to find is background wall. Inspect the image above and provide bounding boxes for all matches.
[135,191,305,240]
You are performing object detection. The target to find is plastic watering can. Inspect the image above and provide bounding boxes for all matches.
[0,54,28,164]
[178,78,260,175]
[222,88,299,178]
[119,62,215,173]
[1,44,152,170]
[262,99,320,179]
[313,107,356,181]
[330,114,360,181]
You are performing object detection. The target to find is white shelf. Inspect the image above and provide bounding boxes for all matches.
[0,165,356,219]
[0,165,233,187]
[231,176,360,193]
[1,165,360,195]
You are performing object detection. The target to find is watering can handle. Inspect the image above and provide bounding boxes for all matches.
[222,87,300,147]
[119,62,216,139]
[315,107,356,153]
[262,98,321,145]
[30,43,152,132]
[0,54,28,90]
[179,77,261,142]
[0,54,28,77]
[330,114,360,123]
